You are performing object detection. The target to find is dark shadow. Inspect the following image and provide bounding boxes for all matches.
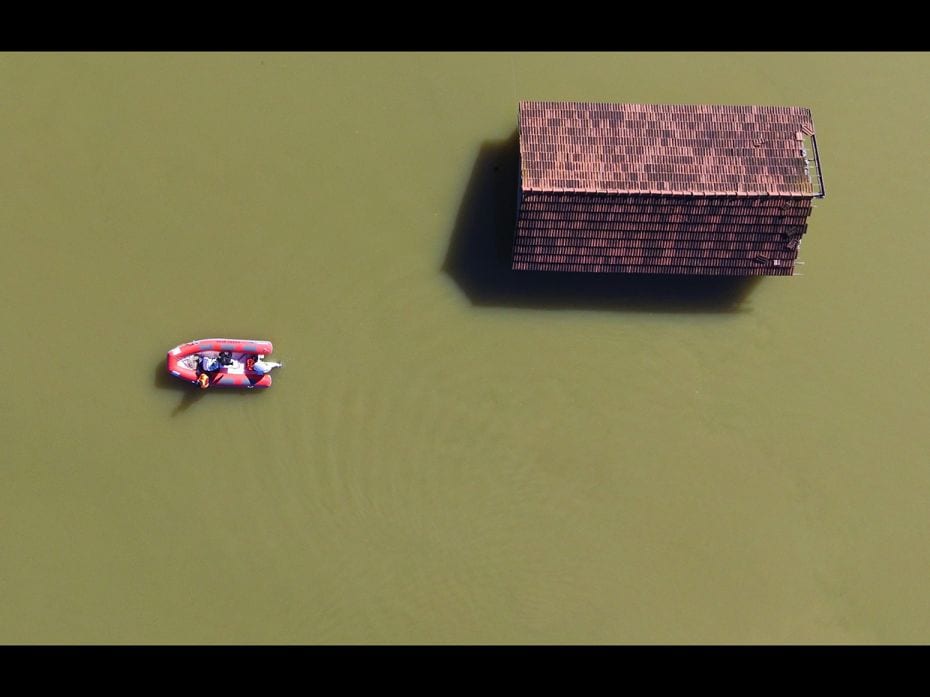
[442,130,762,313]
[154,358,265,416]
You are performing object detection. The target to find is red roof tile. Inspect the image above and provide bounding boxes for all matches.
[519,101,817,197]
[513,192,811,276]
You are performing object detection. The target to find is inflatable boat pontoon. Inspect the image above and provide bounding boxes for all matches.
[167,338,276,389]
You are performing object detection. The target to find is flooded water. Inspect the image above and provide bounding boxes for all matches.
[2,52,929,643]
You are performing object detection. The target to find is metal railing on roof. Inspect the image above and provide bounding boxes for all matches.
[804,133,826,199]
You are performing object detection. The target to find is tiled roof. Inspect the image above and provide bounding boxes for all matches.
[513,192,810,276]
[519,101,817,197]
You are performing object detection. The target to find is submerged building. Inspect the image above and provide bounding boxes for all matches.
[513,101,825,276]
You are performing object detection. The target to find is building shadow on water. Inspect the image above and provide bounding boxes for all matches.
[442,130,762,313]
[153,358,265,416]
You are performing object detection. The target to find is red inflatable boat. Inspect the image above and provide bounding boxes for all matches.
[167,338,276,389]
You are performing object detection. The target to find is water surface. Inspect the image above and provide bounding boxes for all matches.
[1,52,928,643]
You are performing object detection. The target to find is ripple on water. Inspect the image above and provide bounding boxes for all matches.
[246,313,557,637]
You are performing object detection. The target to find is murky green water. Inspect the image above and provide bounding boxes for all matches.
[2,52,929,643]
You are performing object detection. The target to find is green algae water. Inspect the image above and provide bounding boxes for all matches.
[1,52,929,644]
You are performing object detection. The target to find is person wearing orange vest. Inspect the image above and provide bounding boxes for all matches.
[250,354,283,375]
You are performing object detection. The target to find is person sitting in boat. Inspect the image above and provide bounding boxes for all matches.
[200,354,222,373]
[248,354,283,375]
[218,350,234,366]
